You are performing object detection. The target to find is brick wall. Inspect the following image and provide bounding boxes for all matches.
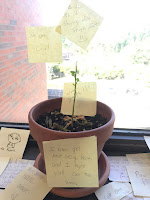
[0,0,48,123]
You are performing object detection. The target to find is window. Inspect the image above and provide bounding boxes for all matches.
[0,0,150,131]
[42,0,150,130]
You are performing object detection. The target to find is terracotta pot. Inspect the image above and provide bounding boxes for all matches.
[28,98,115,159]
[29,98,115,198]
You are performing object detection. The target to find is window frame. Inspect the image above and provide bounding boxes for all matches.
[1,122,149,156]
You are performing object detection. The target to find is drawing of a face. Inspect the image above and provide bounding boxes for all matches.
[8,133,21,144]
[7,133,21,152]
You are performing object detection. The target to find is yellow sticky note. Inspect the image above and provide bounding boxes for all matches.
[0,157,10,176]
[126,165,150,197]
[0,128,29,160]
[26,26,62,63]
[0,165,52,200]
[59,0,103,49]
[95,182,132,200]
[126,153,150,166]
[121,193,144,200]
[43,136,99,187]
[61,82,97,116]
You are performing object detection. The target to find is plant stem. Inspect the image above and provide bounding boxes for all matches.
[71,62,77,127]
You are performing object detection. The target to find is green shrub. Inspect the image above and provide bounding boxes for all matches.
[97,68,125,80]
[49,65,65,79]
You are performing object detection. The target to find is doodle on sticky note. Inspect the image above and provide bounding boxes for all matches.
[7,133,21,152]
[0,128,29,159]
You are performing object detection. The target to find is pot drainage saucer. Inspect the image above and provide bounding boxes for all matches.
[34,151,110,198]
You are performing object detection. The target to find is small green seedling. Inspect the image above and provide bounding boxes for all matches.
[70,62,79,127]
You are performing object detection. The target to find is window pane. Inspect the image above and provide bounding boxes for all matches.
[46,0,150,129]
[1,0,150,130]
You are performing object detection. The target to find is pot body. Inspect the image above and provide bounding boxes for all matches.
[28,98,115,159]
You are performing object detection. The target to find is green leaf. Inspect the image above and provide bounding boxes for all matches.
[76,78,79,82]
[70,71,75,76]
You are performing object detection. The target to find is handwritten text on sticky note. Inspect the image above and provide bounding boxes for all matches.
[126,165,150,197]
[0,128,29,160]
[26,26,62,63]
[43,136,99,187]
[61,82,97,116]
[108,156,129,182]
[0,159,34,188]
[95,182,132,200]
[59,0,103,49]
[0,165,51,200]
[126,153,150,166]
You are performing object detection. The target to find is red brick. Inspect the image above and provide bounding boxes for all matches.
[0,37,16,43]
[0,0,47,123]
[0,55,6,61]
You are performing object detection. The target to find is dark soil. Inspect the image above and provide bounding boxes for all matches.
[36,109,107,132]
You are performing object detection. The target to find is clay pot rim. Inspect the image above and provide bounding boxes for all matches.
[29,98,115,135]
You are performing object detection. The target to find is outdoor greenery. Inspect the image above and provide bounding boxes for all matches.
[48,27,150,83]
[96,68,125,80]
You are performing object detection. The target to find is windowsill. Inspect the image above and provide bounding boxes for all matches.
[0,123,150,199]
[0,122,149,156]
